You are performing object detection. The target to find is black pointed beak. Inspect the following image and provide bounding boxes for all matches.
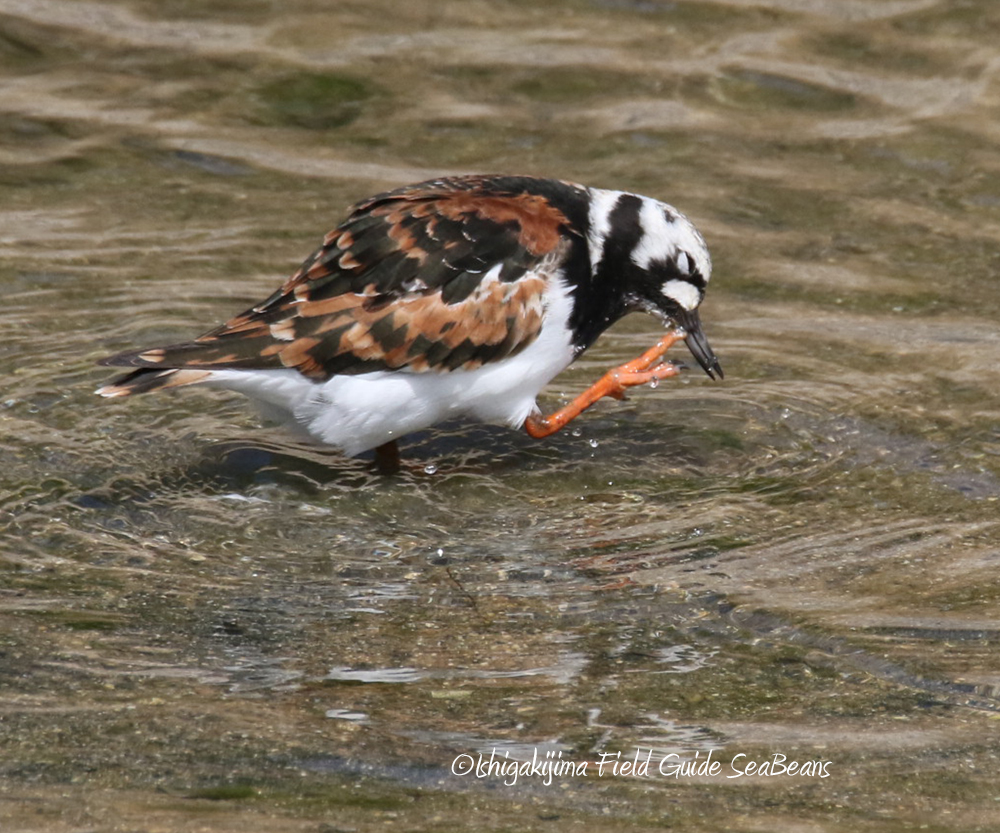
[675,308,723,380]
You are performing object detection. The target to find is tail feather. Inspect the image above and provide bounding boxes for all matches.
[96,367,213,398]
[96,338,255,397]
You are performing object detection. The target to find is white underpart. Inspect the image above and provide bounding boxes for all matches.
[196,271,578,457]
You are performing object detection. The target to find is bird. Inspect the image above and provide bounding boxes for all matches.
[98,174,723,473]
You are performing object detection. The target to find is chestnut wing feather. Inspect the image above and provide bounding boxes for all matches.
[102,180,572,380]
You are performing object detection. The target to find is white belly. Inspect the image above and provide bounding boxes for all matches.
[201,279,577,456]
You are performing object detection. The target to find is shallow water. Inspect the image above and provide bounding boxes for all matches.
[2,0,1000,830]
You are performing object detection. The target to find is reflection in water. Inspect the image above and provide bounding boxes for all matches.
[3,0,1000,830]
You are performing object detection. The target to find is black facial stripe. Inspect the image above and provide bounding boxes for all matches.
[651,252,707,291]
[566,193,645,352]
[597,194,644,276]
[687,268,707,291]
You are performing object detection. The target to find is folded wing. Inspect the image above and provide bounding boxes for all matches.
[100,176,576,396]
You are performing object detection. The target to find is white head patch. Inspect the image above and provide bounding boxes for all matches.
[586,188,628,274]
[661,278,701,311]
[630,197,711,278]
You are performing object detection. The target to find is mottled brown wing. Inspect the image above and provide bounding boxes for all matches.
[101,177,575,382]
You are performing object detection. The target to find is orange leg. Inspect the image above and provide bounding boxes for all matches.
[524,331,684,439]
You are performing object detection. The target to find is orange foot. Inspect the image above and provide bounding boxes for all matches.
[524,331,684,439]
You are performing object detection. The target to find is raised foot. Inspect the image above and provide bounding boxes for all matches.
[603,360,679,401]
[524,330,685,439]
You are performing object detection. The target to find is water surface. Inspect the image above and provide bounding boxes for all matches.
[2,1,1000,830]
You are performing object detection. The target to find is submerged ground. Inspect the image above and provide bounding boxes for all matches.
[2,1,1000,830]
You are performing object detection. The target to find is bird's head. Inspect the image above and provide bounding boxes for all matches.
[610,194,724,380]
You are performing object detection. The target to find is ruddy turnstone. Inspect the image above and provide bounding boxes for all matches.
[98,175,722,471]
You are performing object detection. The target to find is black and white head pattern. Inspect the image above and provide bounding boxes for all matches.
[585,187,711,313]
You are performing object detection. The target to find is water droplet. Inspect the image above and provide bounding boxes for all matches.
[649,378,659,389]
[325,708,369,723]
[588,439,599,448]
[570,427,582,437]
[423,463,438,475]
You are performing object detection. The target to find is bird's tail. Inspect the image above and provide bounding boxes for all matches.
[96,367,212,398]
